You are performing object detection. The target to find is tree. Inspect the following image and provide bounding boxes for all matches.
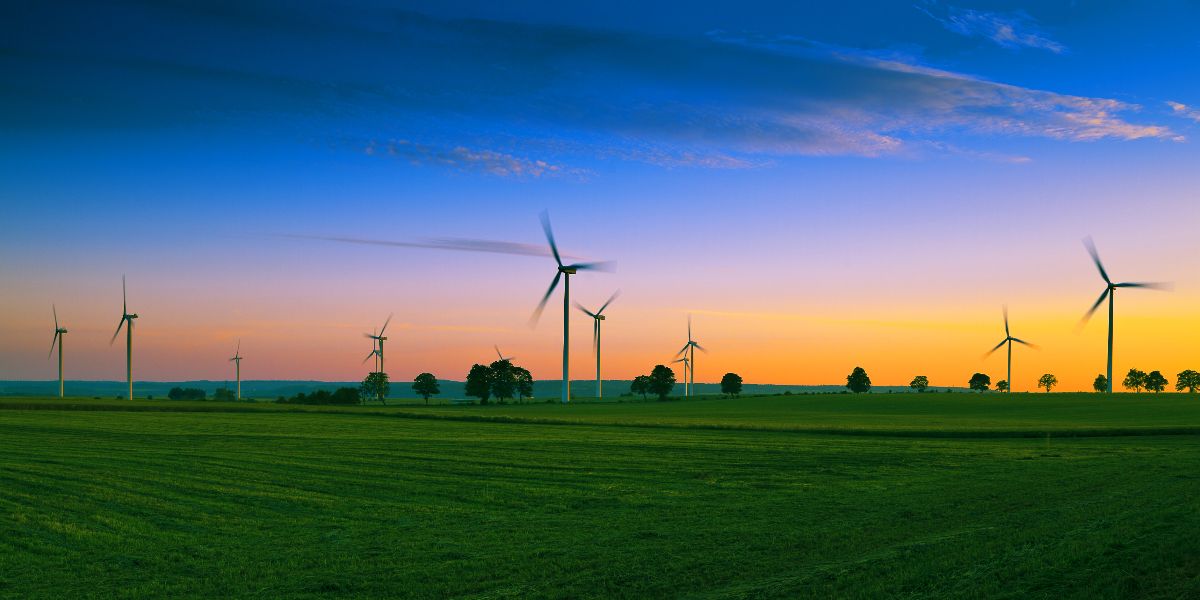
[489,359,517,403]
[909,375,929,393]
[465,363,493,404]
[1145,370,1168,394]
[412,373,440,404]
[846,367,872,393]
[168,386,206,401]
[630,375,651,399]
[720,373,743,397]
[996,380,1009,393]
[1176,370,1200,393]
[1037,374,1057,393]
[1123,368,1147,393]
[647,365,676,400]
[212,388,235,402]
[514,367,534,402]
[360,371,390,404]
[968,373,991,392]
[1093,374,1108,393]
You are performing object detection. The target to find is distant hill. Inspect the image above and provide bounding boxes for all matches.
[0,380,967,400]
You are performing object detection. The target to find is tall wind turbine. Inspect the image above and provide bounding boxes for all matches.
[363,314,392,373]
[576,290,620,400]
[675,315,706,398]
[229,341,243,401]
[109,276,138,400]
[984,306,1037,393]
[672,354,690,398]
[530,211,611,404]
[1081,237,1171,393]
[48,305,67,398]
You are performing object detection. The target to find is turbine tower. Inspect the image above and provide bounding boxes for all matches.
[675,315,706,398]
[109,276,138,400]
[984,306,1037,393]
[530,211,611,404]
[1081,238,1171,393]
[48,305,67,398]
[229,341,243,401]
[576,290,620,400]
[363,314,392,373]
[672,354,690,398]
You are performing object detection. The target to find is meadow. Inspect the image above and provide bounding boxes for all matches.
[1,393,1198,598]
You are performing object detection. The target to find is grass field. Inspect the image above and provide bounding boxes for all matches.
[2,394,1199,598]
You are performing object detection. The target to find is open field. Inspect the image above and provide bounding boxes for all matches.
[2,395,1199,598]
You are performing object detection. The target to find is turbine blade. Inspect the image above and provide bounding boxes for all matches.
[363,332,376,339]
[48,331,59,359]
[539,210,563,267]
[529,271,562,326]
[1113,281,1173,291]
[567,261,616,273]
[110,317,126,345]
[597,290,621,315]
[363,350,377,364]
[1003,305,1009,337]
[1010,337,1039,349]
[380,313,392,335]
[122,275,128,314]
[53,304,58,329]
[983,338,1008,357]
[693,342,708,353]
[1082,288,1111,323]
[1083,237,1111,284]
[688,314,692,342]
[236,339,240,357]
[573,301,596,317]
[676,343,690,357]
[495,345,503,361]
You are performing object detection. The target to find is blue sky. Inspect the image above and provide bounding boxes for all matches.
[2,1,1198,387]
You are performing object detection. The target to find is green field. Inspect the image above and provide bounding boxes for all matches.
[2,394,1198,598]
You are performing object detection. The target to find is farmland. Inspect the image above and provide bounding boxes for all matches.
[1,394,1198,598]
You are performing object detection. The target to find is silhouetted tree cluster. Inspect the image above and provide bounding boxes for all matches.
[1038,374,1057,393]
[630,375,652,399]
[167,387,206,401]
[413,372,440,404]
[968,373,991,392]
[276,387,360,405]
[1093,374,1109,393]
[1176,370,1200,393]
[1145,371,1168,393]
[647,365,676,400]
[360,372,390,404]
[909,375,929,393]
[996,380,1009,392]
[1123,369,1147,393]
[846,367,871,393]
[464,360,535,404]
[720,373,743,397]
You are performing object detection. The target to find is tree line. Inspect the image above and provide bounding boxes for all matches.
[844,367,1200,393]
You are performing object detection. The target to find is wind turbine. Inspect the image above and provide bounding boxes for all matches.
[1081,237,1171,393]
[363,314,392,373]
[48,305,67,398]
[530,211,611,404]
[984,306,1037,393]
[675,315,706,398]
[576,290,620,400]
[494,345,515,362]
[109,276,138,400]
[672,354,690,398]
[229,341,243,401]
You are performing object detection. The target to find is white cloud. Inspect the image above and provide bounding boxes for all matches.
[918,3,1066,53]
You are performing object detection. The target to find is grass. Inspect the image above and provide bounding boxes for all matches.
[1,394,1198,598]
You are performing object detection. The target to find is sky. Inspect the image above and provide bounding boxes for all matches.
[2,0,1199,391]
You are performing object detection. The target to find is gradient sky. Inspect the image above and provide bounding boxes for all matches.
[2,1,1199,390]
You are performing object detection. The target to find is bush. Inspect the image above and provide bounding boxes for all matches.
[276,388,361,405]
[168,387,207,401]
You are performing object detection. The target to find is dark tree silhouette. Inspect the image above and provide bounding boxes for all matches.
[968,373,991,392]
[647,365,676,400]
[489,359,517,403]
[1145,370,1168,393]
[168,387,207,401]
[846,367,872,393]
[1093,374,1108,393]
[720,372,743,397]
[412,372,440,404]
[910,375,929,393]
[630,375,651,399]
[1123,368,1147,393]
[465,364,493,404]
[514,367,534,402]
[996,380,1009,392]
[1176,370,1200,393]
[360,371,390,404]
[1037,373,1057,393]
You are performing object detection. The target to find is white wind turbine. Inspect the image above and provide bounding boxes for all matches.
[48,305,67,398]
[229,341,243,401]
[109,276,139,400]
[675,315,706,398]
[576,290,620,400]
[363,314,392,373]
[984,306,1037,393]
[672,354,690,398]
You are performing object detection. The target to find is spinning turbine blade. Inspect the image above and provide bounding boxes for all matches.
[1114,281,1173,290]
[984,338,1008,357]
[495,345,504,361]
[53,304,58,329]
[1010,337,1039,349]
[566,261,617,272]
[676,343,690,357]
[122,275,127,314]
[110,317,126,345]
[380,313,392,335]
[1082,288,1110,323]
[363,350,377,364]
[1003,305,1009,337]
[574,302,597,318]
[529,272,562,326]
[693,343,708,353]
[49,331,59,358]
[597,290,620,315]
[1083,237,1111,284]
[540,211,563,267]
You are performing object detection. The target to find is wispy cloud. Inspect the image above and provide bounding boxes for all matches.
[1167,101,1200,123]
[917,2,1067,53]
[364,139,581,178]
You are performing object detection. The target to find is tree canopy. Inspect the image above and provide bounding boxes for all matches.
[996,380,1009,392]
[1037,374,1057,393]
[1093,374,1109,393]
[514,367,534,402]
[909,375,929,393]
[1123,369,1147,393]
[465,364,493,404]
[360,371,390,404]
[489,359,517,403]
[647,365,676,400]
[1176,370,1200,393]
[630,375,651,399]
[1145,371,1168,394]
[846,367,871,393]
[968,373,991,392]
[720,372,743,397]
[412,372,440,404]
